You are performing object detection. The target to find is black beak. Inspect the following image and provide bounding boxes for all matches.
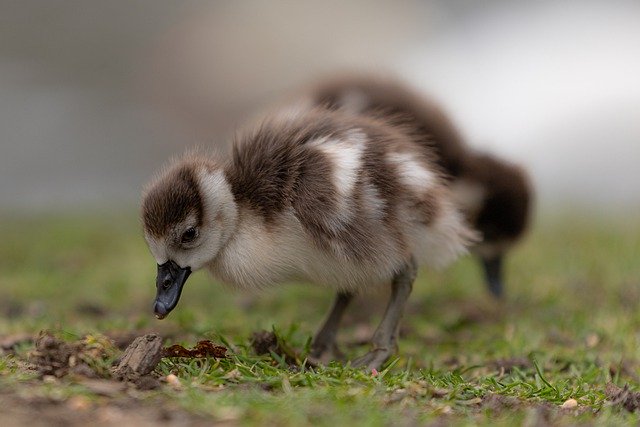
[153,260,191,319]
[481,255,504,299]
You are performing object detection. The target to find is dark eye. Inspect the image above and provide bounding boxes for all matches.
[181,227,198,244]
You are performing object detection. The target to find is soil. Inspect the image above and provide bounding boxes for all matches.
[1,330,231,426]
[0,387,211,427]
[250,330,299,365]
[605,382,640,412]
[29,331,112,378]
[480,393,522,410]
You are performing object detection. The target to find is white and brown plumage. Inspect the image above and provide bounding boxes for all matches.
[141,107,477,369]
[305,75,533,298]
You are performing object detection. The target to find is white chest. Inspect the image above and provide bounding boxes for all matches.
[207,211,396,291]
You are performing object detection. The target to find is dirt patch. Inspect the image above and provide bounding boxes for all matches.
[29,331,116,378]
[78,378,126,396]
[0,387,211,427]
[250,330,299,365]
[3,330,234,425]
[480,393,522,410]
[605,382,640,412]
[250,330,279,355]
[23,331,229,391]
[479,393,590,423]
[26,331,166,391]
[26,332,166,390]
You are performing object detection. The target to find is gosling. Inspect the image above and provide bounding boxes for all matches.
[305,75,533,298]
[141,107,478,370]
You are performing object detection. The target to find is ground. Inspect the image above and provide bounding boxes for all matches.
[1,211,639,426]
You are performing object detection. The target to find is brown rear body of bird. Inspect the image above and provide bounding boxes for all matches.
[304,75,533,297]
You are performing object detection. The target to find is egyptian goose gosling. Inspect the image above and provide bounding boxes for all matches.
[307,75,532,298]
[141,107,477,369]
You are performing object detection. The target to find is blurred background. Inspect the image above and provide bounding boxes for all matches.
[1,0,639,214]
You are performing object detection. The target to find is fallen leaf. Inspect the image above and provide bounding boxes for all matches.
[162,340,227,359]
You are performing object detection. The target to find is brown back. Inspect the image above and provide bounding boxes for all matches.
[311,75,468,177]
[225,108,446,262]
[309,75,532,243]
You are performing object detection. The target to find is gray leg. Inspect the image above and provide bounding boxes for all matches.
[481,254,504,298]
[310,291,353,363]
[351,258,417,370]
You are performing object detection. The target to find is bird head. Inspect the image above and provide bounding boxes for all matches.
[141,157,237,319]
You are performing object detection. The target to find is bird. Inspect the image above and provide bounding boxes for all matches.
[141,106,478,370]
[303,75,533,298]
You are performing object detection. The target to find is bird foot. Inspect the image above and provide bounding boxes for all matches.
[351,347,393,371]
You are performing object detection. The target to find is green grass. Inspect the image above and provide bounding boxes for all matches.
[1,211,639,425]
